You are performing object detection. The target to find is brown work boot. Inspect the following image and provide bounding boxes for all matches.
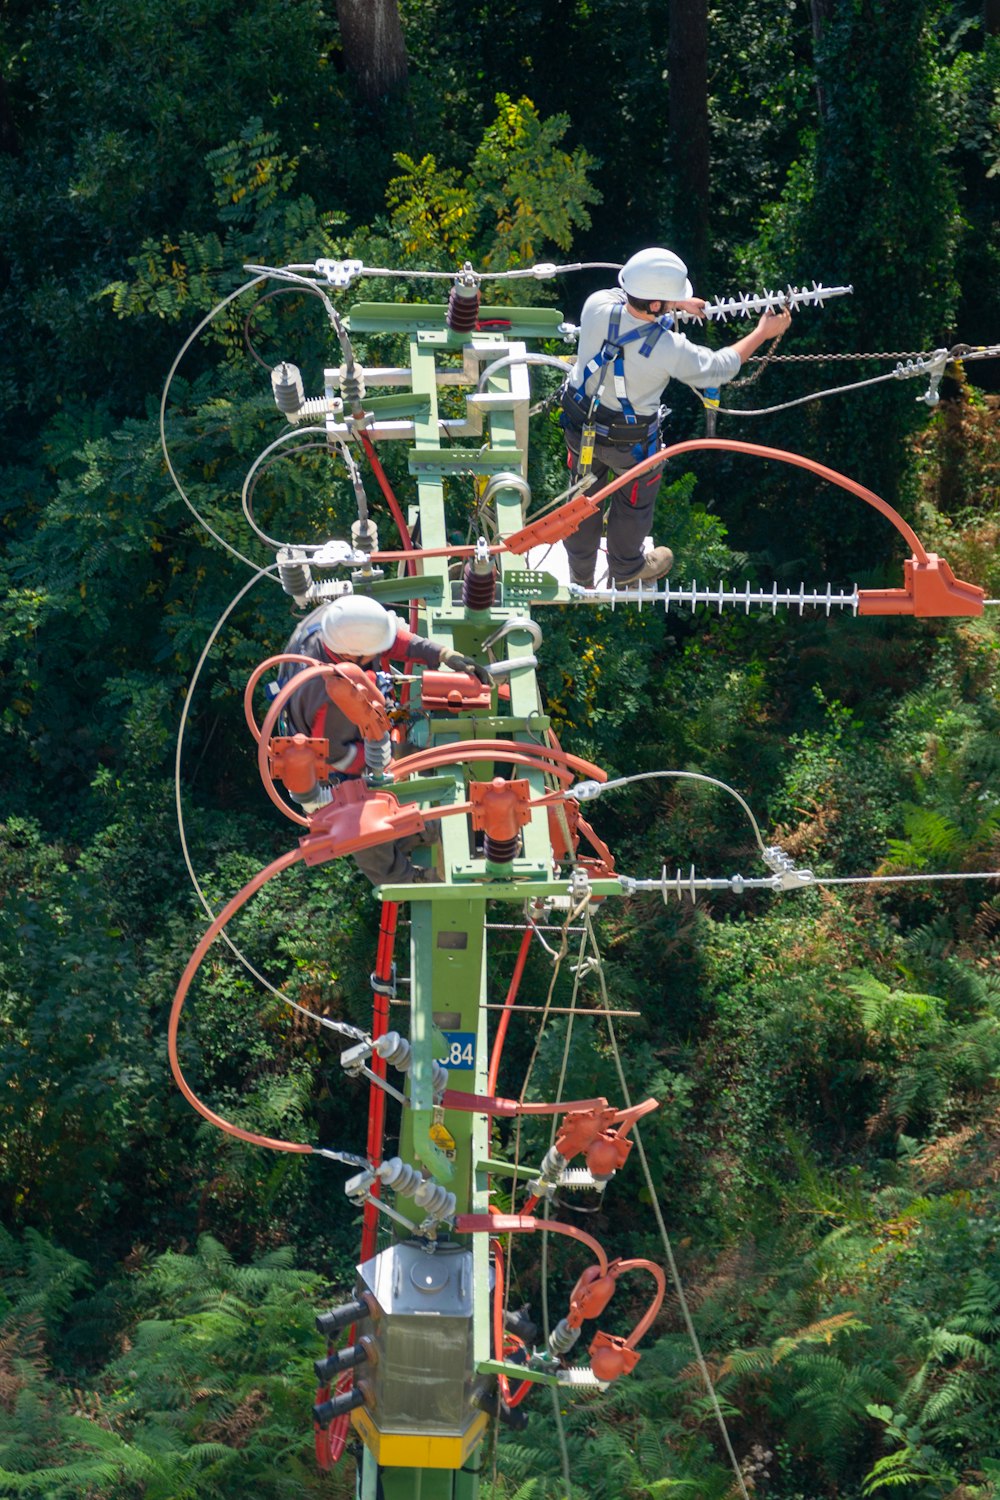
[614,546,674,587]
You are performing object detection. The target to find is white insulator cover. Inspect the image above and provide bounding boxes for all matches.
[538,1146,566,1185]
[412,1179,457,1220]
[364,734,393,775]
[547,1318,581,1356]
[557,1367,609,1389]
[373,1033,449,1093]
[377,1157,422,1194]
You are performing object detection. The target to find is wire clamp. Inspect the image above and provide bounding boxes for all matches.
[315,1149,370,1169]
[344,1167,377,1204]
[370,963,398,998]
[569,779,603,803]
[919,349,949,406]
[340,1040,374,1077]
[315,258,364,287]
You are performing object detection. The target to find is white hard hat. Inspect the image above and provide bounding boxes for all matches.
[618,247,692,303]
[320,595,398,656]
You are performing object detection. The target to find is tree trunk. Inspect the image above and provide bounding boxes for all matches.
[667,0,710,277]
[986,0,1000,35]
[335,0,408,102]
[811,0,836,121]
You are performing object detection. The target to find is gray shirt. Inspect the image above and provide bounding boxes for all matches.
[280,607,442,773]
[568,290,741,415]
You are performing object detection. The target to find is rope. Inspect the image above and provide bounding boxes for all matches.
[539,926,588,1500]
[582,908,753,1500]
[493,900,590,1498]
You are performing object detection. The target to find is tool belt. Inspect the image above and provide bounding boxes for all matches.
[558,389,661,448]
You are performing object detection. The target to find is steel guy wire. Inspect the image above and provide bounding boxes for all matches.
[174,565,366,1041]
[583,909,753,1500]
[535,919,588,1500]
[160,274,277,572]
[244,440,334,549]
[573,770,769,857]
[494,903,589,1497]
[241,426,331,548]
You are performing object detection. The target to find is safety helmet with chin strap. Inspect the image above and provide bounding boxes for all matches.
[618,247,692,303]
[320,595,399,656]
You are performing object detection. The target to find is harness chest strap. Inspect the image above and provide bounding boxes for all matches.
[572,297,674,424]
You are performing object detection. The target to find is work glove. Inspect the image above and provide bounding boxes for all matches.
[439,647,492,685]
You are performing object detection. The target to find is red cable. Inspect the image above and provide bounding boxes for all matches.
[169,849,315,1153]
[356,428,420,639]
[487,926,533,1097]
[357,428,415,563]
[491,1239,533,1409]
[362,900,398,1261]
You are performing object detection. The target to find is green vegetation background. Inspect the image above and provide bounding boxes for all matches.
[1,2,999,1496]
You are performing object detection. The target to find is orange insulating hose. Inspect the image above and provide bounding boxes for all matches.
[576,438,929,563]
[363,438,929,566]
[456,1212,609,1277]
[393,739,607,786]
[491,1239,533,1409]
[257,661,365,827]
[243,652,319,743]
[169,848,314,1153]
[617,1259,668,1349]
[488,927,533,1097]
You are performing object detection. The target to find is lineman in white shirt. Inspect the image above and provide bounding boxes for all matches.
[560,247,791,588]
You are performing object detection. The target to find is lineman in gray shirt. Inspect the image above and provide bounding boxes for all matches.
[560,247,791,588]
[278,595,486,885]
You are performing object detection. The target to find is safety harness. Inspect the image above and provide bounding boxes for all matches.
[561,296,673,472]
[275,620,397,745]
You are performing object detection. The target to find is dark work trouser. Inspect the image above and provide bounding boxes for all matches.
[562,426,664,583]
[351,824,439,886]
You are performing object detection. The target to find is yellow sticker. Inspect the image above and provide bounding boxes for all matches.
[429,1121,456,1153]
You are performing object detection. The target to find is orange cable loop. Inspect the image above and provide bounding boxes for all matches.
[243,652,319,743]
[615,1258,668,1349]
[257,661,388,828]
[362,440,932,566]
[169,848,314,1153]
[393,739,607,786]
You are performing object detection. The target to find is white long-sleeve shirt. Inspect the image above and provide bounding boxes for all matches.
[567,290,741,415]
